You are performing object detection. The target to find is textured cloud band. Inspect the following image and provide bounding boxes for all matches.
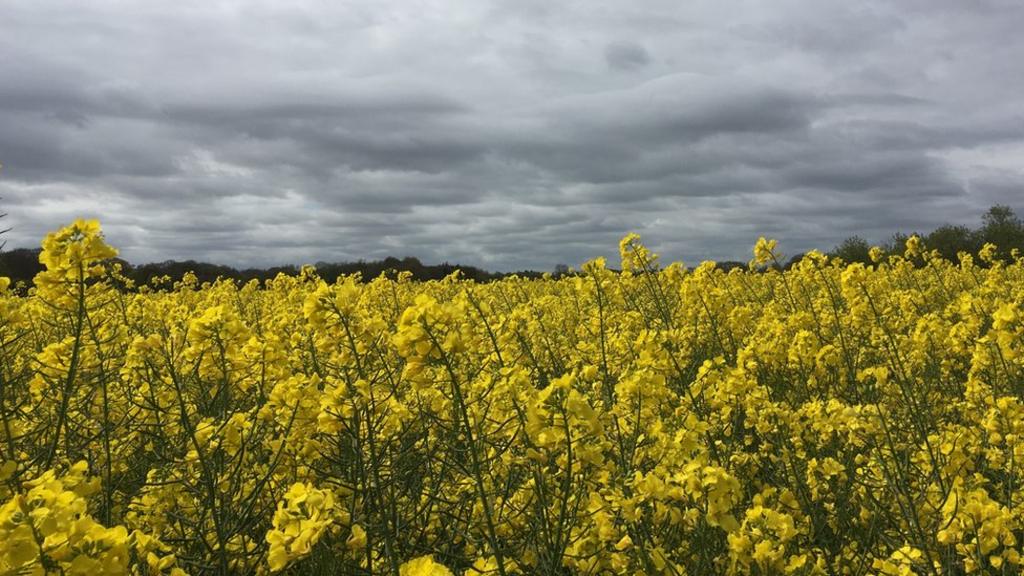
[2,0,1023,270]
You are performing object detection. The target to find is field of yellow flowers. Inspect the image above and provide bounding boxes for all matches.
[1,220,1023,575]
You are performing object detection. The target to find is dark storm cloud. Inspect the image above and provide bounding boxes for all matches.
[605,41,650,70]
[2,0,1024,270]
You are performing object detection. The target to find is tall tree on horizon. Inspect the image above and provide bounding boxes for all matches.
[0,163,10,251]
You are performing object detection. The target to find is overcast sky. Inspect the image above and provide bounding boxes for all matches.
[2,0,1023,270]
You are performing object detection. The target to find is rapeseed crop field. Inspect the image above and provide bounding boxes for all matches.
[1,220,1022,575]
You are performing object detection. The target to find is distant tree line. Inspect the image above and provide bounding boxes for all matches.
[827,204,1024,266]
[0,204,1018,289]
[0,250,545,292]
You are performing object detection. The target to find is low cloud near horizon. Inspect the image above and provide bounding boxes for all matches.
[2,0,1023,271]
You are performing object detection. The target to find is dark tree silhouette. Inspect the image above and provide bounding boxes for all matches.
[831,236,872,264]
[924,224,977,261]
[829,204,1023,265]
[979,205,1024,258]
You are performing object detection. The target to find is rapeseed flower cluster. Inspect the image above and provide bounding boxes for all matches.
[1,221,1024,574]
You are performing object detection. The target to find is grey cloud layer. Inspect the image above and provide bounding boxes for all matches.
[2,0,1024,270]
